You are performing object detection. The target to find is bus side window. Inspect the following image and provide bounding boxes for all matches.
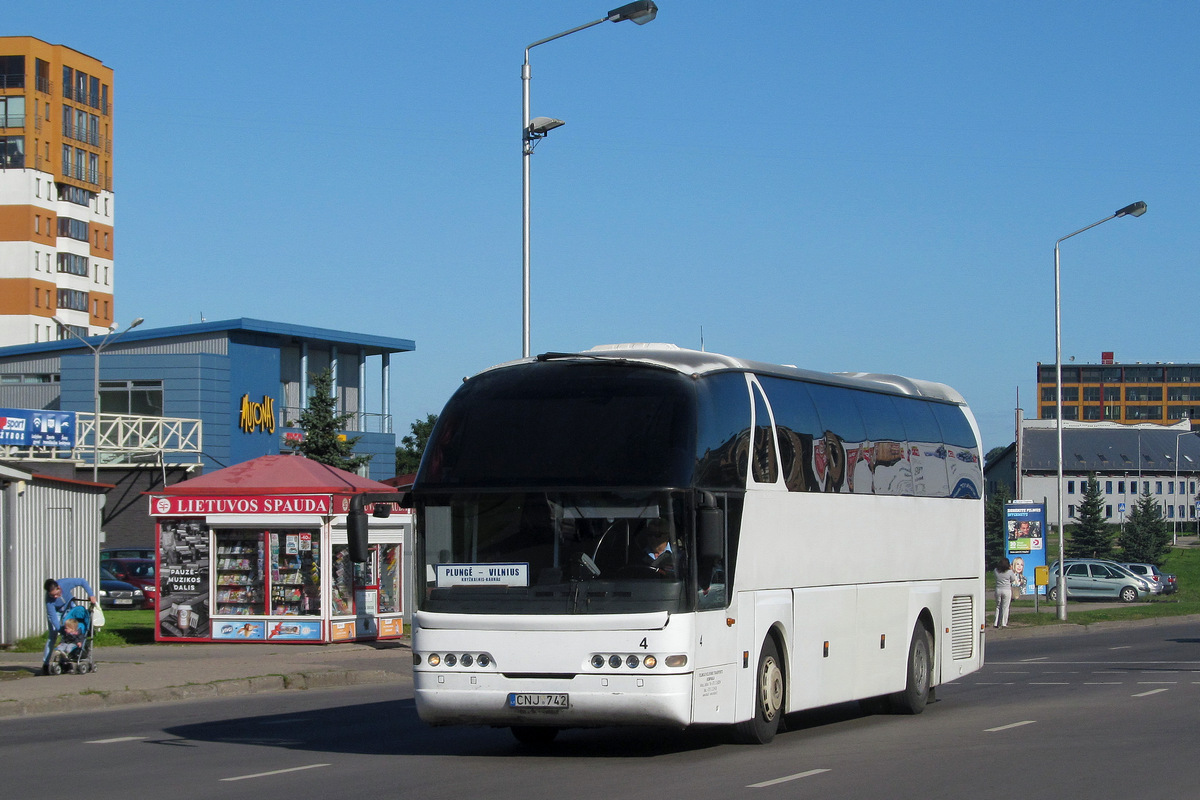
[893,397,950,498]
[806,384,867,493]
[759,376,821,492]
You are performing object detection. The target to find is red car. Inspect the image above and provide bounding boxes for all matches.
[103,558,157,609]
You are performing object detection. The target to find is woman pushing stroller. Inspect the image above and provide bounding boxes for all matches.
[43,577,96,675]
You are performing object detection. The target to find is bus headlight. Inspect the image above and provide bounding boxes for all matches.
[591,654,605,669]
[427,653,441,667]
[643,655,657,669]
[665,655,687,668]
[626,655,640,668]
[445,653,458,667]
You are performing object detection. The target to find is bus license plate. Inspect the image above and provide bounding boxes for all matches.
[508,692,569,710]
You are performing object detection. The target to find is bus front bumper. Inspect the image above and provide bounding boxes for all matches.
[414,669,695,728]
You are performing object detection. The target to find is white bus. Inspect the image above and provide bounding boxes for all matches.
[405,344,985,744]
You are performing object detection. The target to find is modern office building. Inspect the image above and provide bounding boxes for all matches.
[1037,353,1200,427]
[0,36,114,347]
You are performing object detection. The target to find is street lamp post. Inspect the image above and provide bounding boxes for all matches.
[521,1,659,358]
[52,317,145,482]
[1054,201,1146,620]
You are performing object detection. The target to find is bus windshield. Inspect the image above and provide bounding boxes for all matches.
[417,490,697,615]
[418,361,696,489]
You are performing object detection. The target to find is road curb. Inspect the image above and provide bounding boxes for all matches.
[987,612,1200,640]
[0,668,404,719]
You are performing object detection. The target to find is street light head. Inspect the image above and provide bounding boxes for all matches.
[1116,201,1147,218]
[129,317,145,329]
[608,0,658,24]
[528,116,566,136]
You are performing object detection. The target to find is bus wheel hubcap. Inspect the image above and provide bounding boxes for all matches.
[759,655,783,720]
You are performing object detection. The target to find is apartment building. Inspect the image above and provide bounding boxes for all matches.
[1037,353,1200,428]
[0,36,114,347]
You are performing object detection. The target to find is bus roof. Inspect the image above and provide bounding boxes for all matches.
[478,343,967,406]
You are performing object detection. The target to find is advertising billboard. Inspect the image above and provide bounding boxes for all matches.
[0,408,76,448]
[1005,501,1047,596]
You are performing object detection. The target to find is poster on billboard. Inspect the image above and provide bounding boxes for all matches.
[158,519,211,639]
[0,408,76,447]
[1005,501,1047,596]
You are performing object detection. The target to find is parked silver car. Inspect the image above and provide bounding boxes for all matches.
[1047,559,1153,603]
[1121,563,1165,595]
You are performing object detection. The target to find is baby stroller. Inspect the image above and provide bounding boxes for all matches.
[47,602,97,675]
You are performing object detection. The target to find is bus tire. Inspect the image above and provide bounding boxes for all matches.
[891,623,932,715]
[511,726,559,746]
[734,636,784,744]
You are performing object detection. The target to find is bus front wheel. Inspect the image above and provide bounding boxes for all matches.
[734,636,784,744]
[891,623,932,715]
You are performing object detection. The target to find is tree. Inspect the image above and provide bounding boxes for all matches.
[395,413,438,474]
[284,368,372,473]
[984,481,1011,568]
[1118,487,1171,565]
[1066,473,1112,559]
[984,445,1010,471]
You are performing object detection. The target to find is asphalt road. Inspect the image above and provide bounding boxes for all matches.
[3,622,1198,800]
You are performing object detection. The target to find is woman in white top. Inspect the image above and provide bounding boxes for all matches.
[993,557,1017,628]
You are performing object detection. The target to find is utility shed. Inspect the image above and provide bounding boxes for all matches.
[0,464,108,645]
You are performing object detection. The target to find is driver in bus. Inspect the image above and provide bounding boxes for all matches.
[640,526,676,577]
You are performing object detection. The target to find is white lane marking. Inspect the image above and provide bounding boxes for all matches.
[1029,682,1070,686]
[1133,688,1170,698]
[748,769,831,788]
[1084,682,1123,685]
[220,764,331,782]
[86,736,147,744]
[1020,657,1049,662]
[985,721,1036,732]
[1110,646,1133,650]
[1137,681,1178,685]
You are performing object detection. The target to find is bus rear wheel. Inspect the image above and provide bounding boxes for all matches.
[734,637,784,744]
[890,623,932,715]
[511,726,559,747]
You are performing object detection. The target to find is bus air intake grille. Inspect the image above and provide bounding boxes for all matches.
[950,595,975,660]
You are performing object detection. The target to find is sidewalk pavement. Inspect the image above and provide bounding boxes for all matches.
[0,638,412,719]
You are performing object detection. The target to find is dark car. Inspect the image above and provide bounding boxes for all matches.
[1162,572,1178,595]
[99,567,145,609]
[103,558,157,609]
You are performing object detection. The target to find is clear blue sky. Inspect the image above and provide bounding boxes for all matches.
[11,1,1197,454]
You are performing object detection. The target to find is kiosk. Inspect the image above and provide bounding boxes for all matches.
[150,455,410,644]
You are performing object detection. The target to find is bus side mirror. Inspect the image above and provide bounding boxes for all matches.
[697,494,723,560]
[348,509,370,563]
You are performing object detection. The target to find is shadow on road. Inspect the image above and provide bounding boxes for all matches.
[161,695,881,758]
